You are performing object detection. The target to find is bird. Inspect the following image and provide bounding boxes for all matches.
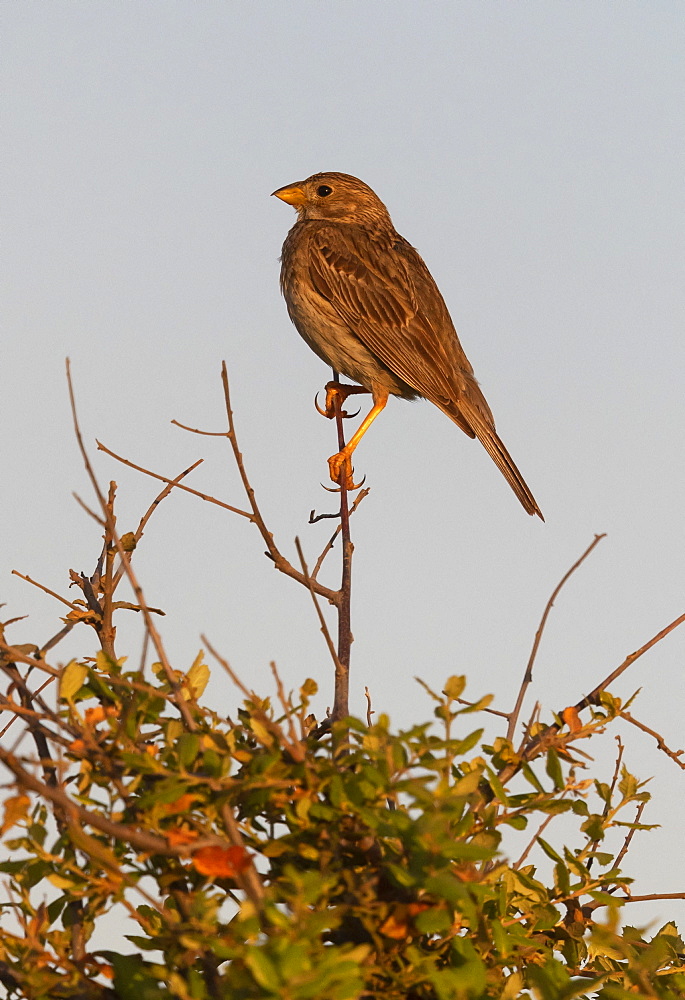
[272,171,543,519]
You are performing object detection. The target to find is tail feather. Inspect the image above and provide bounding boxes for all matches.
[446,400,544,519]
[473,421,544,520]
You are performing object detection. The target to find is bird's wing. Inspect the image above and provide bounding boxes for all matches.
[307,224,492,436]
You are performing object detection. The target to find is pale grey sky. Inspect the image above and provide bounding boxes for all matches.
[3,2,684,931]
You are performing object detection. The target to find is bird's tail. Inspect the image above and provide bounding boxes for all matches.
[475,422,543,519]
[449,399,544,519]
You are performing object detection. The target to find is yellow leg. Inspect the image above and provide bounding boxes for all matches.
[328,389,389,489]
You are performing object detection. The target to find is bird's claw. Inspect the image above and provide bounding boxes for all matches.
[314,388,360,420]
[327,452,365,491]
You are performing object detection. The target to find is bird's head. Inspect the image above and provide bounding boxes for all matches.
[272,172,394,231]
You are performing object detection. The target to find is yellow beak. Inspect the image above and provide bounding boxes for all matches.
[271,183,307,207]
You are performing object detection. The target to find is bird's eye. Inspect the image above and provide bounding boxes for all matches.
[317,185,333,197]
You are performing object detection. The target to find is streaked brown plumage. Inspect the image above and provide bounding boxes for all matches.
[272,171,543,519]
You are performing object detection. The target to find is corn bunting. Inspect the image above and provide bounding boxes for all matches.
[273,171,542,519]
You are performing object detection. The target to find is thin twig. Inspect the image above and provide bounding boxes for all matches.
[11,571,84,614]
[0,745,210,856]
[310,487,370,581]
[66,360,197,732]
[220,803,265,909]
[96,442,251,519]
[219,364,340,606]
[578,609,685,710]
[294,538,341,674]
[112,459,204,590]
[619,711,685,769]
[330,371,352,723]
[615,801,647,871]
[364,687,373,728]
[514,812,555,869]
[456,697,509,720]
[500,608,685,785]
[0,641,59,678]
[269,661,300,750]
[506,533,606,742]
[588,736,624,871]
[171,420,229,437]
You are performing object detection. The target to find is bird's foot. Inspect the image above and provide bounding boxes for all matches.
[315,381,369,419]
[327,450,365,491]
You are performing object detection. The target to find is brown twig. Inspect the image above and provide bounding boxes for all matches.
[0,744,226,858]
[500,607,685,785]
[220,803,265,909]
[506,534,606,742]
[66,360,197,732]
[96,442,251,520]
[294,537,342,678]
[330,371,352,723]
[218,363,340,606]
[11,571,84,615]
[619,710,685,769]
[588,736,624,871]
[514,812,555,869]
[310,487,370,581]
[615,801,647,871]
[456,697,509,720]
[577,609,685,711]
[610,892,685,903]
[364,687,373,728]
[112,459,204,590]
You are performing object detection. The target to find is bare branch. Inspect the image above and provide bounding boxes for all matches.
[514,813,555,869]
[578,609,685,710]
[11,571,84,614]
[66,360,197,731]
[112,458,204,590]
[310,487,370,581]
[295,537,341,676]
[619,711,685,770]
[97,441,251,520]
[615,801,647,871]
[507,534,606,742]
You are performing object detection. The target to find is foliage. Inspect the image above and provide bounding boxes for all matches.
[0,648,683,999]
[0,368,683,998]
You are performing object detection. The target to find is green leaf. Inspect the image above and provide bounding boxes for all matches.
[451,728,484,755]
[521,763,545,793]
[245,949,281,992]
[443,675,466,700]
[108,953,166,1000]
[554,860,570,897]
[186,651,210,698]
[414,906,452,935]
[545,747,564,790]
[177,732,200,768]
[581,813,606,841]
[60,660,88,701]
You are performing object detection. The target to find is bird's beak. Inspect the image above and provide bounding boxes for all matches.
[271,183,307,207]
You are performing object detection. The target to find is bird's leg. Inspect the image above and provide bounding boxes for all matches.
[315,381,370,419]
[328,388,389,490]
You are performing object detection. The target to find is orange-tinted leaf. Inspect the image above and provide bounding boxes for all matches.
[192,844,251,878]
[84,705,117,726]
[166,826,199,846]
[1,794,31,835]
[380,905,410,940]
[562,706,582,733]
[163,794,198,816]
[69,739,86,753]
